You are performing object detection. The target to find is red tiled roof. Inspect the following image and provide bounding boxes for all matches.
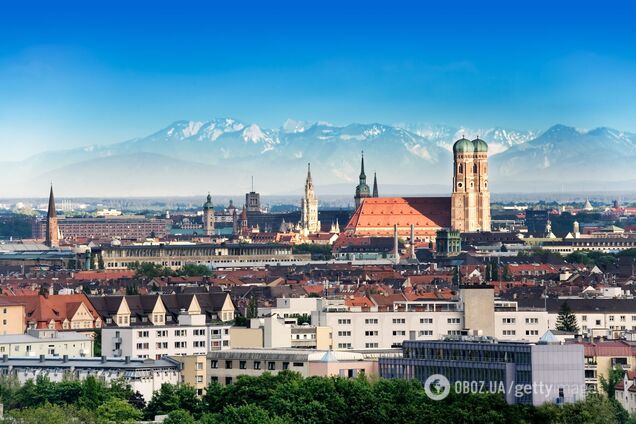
[73,270,135,280]
[345,197,451,237]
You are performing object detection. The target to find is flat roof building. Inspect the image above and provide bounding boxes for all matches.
[379,337,585,406]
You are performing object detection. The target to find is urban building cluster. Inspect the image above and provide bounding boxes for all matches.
[0,136,636,410]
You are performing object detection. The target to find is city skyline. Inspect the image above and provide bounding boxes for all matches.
[2,0,636,159]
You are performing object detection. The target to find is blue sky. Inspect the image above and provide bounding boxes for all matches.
[1,0,636,159]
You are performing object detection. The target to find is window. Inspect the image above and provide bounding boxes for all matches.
[175,329,187,337]
[338,331,351,337]
[239,361,246,370]
[268,362,276,371]
[502,330,516,336]
[418,330,433,336]
[364,331,378,336]
[338,319,351,325]
[393,331,406,336]
[136,343,149,350]
[193,341,206,348]
[582,315,588,322]
[194,329,206,336]
[502,318,516,324]
[225,361,233,369]
[337,343,352,349]
[293,362,304,367]
[225,377,232,385]
[137,331,149,338]
[620,316,626,322]
[525,318,538,324]
[156,342,168,349]
[609,316,615,322]
[210,360,218,369]
[174,341,187,349]
[196,362,203,370]
[392,318,406,324]
[196,376,203,384]
[365,318,378,324]
[447,318,461,324]
[420,318,433,324]
[525,330,539,336]
[596,320,601,326]
[282,362,289,370]
[253,361,261,370]
[365,343,379,348]
[156,330,168,337]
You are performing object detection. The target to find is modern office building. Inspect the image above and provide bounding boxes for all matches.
[379,338,585,405]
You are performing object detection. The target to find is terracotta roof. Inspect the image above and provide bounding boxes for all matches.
[73,270,135,280]
[345,197,451,237]
[5,294,99,330]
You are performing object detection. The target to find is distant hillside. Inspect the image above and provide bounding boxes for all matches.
[1,119,634,197]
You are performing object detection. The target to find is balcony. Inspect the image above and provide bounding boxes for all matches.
[112,336,122,344]
[291,339,317,348]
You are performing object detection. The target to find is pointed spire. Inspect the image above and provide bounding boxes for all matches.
[305,162,313,188]
[372,172,378,197]
[359,151,366,180]
[47,184,56,219]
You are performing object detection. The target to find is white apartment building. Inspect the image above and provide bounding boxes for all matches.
[257,297,320,320]
[0,329,93,357]
[311,287,551,350]
[90,293,235,359]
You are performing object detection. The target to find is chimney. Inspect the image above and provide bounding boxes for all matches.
[410,224,415,259]
[393,224,399,264]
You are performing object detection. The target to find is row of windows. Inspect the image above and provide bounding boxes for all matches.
[210,360,303,370]
[137,329,207,338]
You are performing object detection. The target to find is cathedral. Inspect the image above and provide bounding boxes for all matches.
[344,137,491,242]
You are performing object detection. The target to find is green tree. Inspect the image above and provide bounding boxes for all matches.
[4,402,95,424]
[144,383,201,420]
[178,264,212,277]
[601,366,625,399]
[556,301,579,333]
[164,409,196,424]
[96,398,143,424]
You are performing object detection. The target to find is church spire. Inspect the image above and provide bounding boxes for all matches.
[47,184,57,219]
[359,151,366,182]
[305,163,313,190]
[45,184,59,247]
[372,172,378,197]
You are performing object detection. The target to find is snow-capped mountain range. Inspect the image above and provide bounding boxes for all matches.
[1,119,635,197]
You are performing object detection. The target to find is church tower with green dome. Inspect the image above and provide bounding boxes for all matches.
[203,193,215,236]
[354,151,371,208]
[451,136,491,232]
